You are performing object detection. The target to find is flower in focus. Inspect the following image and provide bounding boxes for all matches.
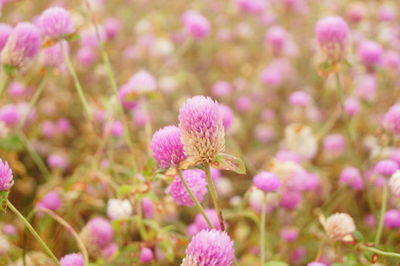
[315,16,349,63]
[181,229,234,266]
[179,96,225,165]
[0,159,13,191]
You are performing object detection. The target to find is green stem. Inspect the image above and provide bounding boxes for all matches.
[260,193,267,264]
[360,245,400,259]
[61,42,91,119]
[375,180,388,246]
[7,200,60,265]
[177,169,214,229]
[204,163,225,231]
[0,72,9,98]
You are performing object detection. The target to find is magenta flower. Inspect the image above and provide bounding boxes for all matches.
[1,22,42,70]
[39,6,75,38]
[166,169,207,206]
[179,96,225,164]
[182,10,210,39]
[357,41,383,70]
[219,104,234,132]
[182,229,235,266]
[0,159,13,191]
[315,16,349,62]
[340,167,363,190]
[60,253,84,266]
[189,209,222,235]
[384,210,400,229]
[139,247,154,263]
[253,171,281,192]
[151,125,186,169]
[36,190,62,211]
[40,41,68,68]
[374,160,398,177]
[80,217,113,256]
[383,104,400,135]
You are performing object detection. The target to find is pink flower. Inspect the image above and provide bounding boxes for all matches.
[253,171,281,192]
[383,104,400,135]
[60,253,84,266]
[182,10,210,39]
[0,159,13,191]
[139,247,154,263]
[39,7,74,38]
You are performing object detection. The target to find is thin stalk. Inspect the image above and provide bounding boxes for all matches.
[260,193,267,264]
[359,245,400,259]
[7,200,60,265]
[61,42,91,119]
[37,208,89,265]
[204,163,225,231]
[177,169,214,229]
[375,180,388,246]
[0,72,9,98]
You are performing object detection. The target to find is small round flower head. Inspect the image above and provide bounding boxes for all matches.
[389,170,400,196]
[235,96,252,112]
[128,70,157,95]
[383,104,400,135]
[0,104,20,127]
[315,16,349,62]
[189,209,222,235]
[375,159,398,177]
[212,81,232,98]
[307,262,327,266]
[325,213,356,241]
[323,133,345,157]
[346,2,366,24]
[103,17,121,40]
[280,190,302,210]
[280,227,299,242]
[39,6,74,38]
[261,65,283,87]
[284,124,317,160]
[166,169,207,206]
[139,247,154,263]
[103,120,124,138]
[182,10,210,39]
[142,197,155,219]
[357,41,383,70]
[235,0,266,15]
[288,91,312,107]
[219,104,234,132]
[60,253,84,266]
[265,26,288,56]
[101,242,118,260]
[80,217,113,254]
[77,46,96,65]
[151,125,186,169]
[182,229,234,266]
[355,74,376,102]
[107,198,132,220]
[253,171,281,192]
[2,224,17,235]
[378,5,396,22]
[1,22,41,70]
[384,209,400,229]
[36,190,62,211]
[40,41,67,68]
[179,96,225,164]
[0,159,13,191]
[344,97,360,116]
[0,23,12,51]
[339,167,363,190]
[47,154,69,170]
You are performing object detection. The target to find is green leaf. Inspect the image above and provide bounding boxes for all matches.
[212,153,246,174]
[117,185,133,198]
[0,134,23,151]
[3,64,16,76]
[64,33,80,42]
[352,230,364,243]
[264,261,289,266]
[0,191,9,212]
[142,157,157,178]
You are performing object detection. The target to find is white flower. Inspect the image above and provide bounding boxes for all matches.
[389,170,400,196]
[284,123,317,159]
[107,199,133,220]
[325,213,356,241]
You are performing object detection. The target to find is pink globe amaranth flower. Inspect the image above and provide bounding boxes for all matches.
[77,46,97,65]
[56,118,71,134]
[219,104,234,132]
[340,167,363,190]
[279,190,302,209]
[365,214,376,228]
[0,104,20,127]
[235,0,266,14]
[40,41,68,68]
[290,247,306,265]
[8,81,26,98]
[261,65,283,87]
[189,209,222,235]
[101,242,118,260]
[182,229,234,266]
[36,190,62,211]
[346,2,366,24]
[355,74,376,102]
[375,159,398,177]
[142,197,155,219]
[265,26,288,57]
[378,6,396,22]
[235,96,252,112]
[47,154,69,170]
[2,224,17,235]
[150,125,186,169]
[384,209,400,229]
[128,70,157,94]
[384,50,400,71]
[39,7,74,38]
[140,247,154,263]
[383,104,400,135]
[211,81,232,98]
[254,125,275,143]
[103,17,121,40]
[357,41,383,70]
[288,90,312,107]
[179,96,225,164]
[344,97,361,116]
[315,16,349,62]
[118,83,138,109]
[80,217,113,255]
[0,23,12,51]
[60,253,84,266]
[80,26,106,48]
[260,109,275,122]
[280,227,299,242]
[0,159,13,191]
[166,169,207,207]
[132,107,149,127]
[1,22,41,70]
[307,262,327,266]
[253,171,281,192]
[103,120,124,138]
[41,120,56,138]
[182,10,210,39]
[323,133,345,157]
[275,150,301,163]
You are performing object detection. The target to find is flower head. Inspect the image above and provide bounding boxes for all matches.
[151,125,186,169]
[182,229,234,266]
[179,96,225,164]
[325,213,356,241]
[1,22,42,70]
[36,190,62,211]
[140,247,154,263]
[39,7,74,38]
[80,217,113,256]
[182,10,210,39]
[383,104,400,135]
[315,16,349,62]
[253,171,281,192]
[375,159,398,177]
[357,41,383,70]
[167,169,207,206]
[107,199,132,220]
[60,253,84,266]
[0,159,13,191]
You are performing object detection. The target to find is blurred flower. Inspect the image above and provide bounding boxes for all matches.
[253,171,281,192]
[39,6,74,39]
[182,10,210,39]
[384,209,400,229]
[139,247,154,263]
[107,199,132,220]
[374,159,398,177]
[389,170,400,196]
[383,104,400,135]
[218,104,234,132]
[36,190,62,211]
[189,209,222,235]
[339,167,363,190]
[357,41,383,70]
[284,124,317,160]
[0,23,12,51]
[324,213,356,241]
[60,253,84,266]
[80,217,113,256]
